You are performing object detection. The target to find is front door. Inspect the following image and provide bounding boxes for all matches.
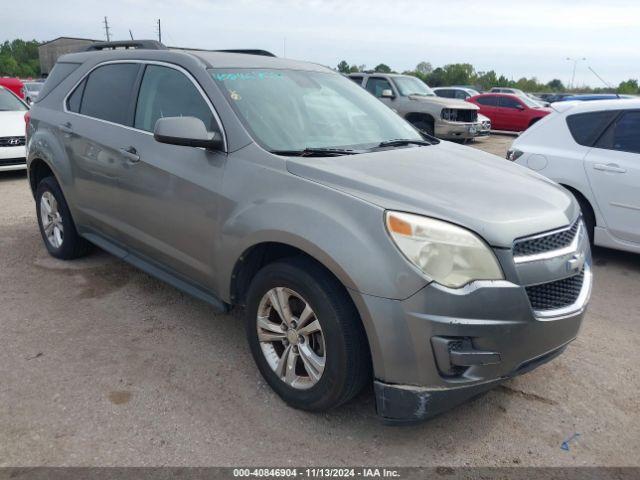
[114,63,227,288]
[584,110,640,244]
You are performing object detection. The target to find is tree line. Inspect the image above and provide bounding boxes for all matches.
[337,60,639,94]
[0,39,40,78]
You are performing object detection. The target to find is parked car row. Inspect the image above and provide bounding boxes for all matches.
[0,77,44,104]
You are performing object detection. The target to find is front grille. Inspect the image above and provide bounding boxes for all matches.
[0,157,26,166]
[513,218,580,257]
[0,136,26,147]
[442,109,478,123]
[525,269,585,311]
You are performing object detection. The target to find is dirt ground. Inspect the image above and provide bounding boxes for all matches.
[0,135,638,467]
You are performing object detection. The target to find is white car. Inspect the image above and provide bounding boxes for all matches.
[0,86,28,172]
[508,99,640,254]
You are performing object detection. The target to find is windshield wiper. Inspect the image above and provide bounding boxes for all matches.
[376,138,434,148]
[270,147,359,157]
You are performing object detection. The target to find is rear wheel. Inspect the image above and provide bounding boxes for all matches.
[35,176,92,259]
[245,257,370,412]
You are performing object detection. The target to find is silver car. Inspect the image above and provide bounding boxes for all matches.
[26,41,591,423]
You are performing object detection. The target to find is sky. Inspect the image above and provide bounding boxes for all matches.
[4,0,640,87]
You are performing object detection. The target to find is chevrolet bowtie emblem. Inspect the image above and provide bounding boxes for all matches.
[567,252,585,274]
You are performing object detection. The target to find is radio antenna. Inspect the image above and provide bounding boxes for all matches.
[588,66,619,97]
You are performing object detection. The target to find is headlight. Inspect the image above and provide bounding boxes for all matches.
[385,211,504,288]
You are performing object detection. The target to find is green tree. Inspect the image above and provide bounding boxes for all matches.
[374,63,392,73]
[476,70,498,91]
[441,63,475,86]
[415,61,432,76]
[0,39,40,77]
[618,79,639,94]
[336,60,350,74]
[546,79,565,91]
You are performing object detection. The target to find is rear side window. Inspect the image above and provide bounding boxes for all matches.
[436,89,452,98]
[477,96,497,106]
[66,79,85,113]
[498,96,522,109]
[37,62,80,102]
[595,111,640,154]
[349,76,363,85]
[79,63,140,125]
[134,65,216,132]
[566,111,617,147]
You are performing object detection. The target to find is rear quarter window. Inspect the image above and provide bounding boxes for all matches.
[566,110,618,147]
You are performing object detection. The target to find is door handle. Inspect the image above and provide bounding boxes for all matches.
[593,163,626,174]
[58,122,73,134]
[119,146,140,163]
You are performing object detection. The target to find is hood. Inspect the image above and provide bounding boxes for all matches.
[0,111,27,136]
[286,142,577,248]
[408,95,479,110]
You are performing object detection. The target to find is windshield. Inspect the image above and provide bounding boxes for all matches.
[0,88,27,111]
[519,95,541,108]
[394,76,435,96]
[210,69,422,152]
[25,83,42,92]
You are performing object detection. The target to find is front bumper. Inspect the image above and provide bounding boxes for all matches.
[0,145,26,172]
[350,222,591,423]
[435,121,480,140]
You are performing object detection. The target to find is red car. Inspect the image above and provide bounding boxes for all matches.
[0,77,26,100]
[467,93,552,132]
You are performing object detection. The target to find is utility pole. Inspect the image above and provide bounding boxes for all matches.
[566,57,586,89]
[103,16,111,42]
[283,37,286,57]
[129,29,134,40]
[156,19,162,43]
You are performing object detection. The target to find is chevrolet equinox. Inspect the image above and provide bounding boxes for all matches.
[26,41,592,423]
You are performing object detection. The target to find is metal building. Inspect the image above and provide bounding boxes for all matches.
[38,37,99,75]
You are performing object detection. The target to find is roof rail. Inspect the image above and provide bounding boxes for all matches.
[85,40,167,51]
[213,49,276,57]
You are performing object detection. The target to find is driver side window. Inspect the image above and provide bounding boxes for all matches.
[365,78,393,98]
[135,65,217,133]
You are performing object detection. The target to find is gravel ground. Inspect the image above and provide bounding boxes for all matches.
[0,135,638,467]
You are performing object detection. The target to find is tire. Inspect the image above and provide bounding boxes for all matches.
[245,257,371,412]
[412,119,435,137]
[573,193,595,245]
[35,176,92,260]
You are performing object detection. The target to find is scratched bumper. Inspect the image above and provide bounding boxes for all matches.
[374,343,568,425]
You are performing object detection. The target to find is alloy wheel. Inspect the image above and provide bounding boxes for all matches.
[257,287,326,389]
[40,191,64,248]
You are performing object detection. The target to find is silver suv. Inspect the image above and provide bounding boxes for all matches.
[26,41,591,424]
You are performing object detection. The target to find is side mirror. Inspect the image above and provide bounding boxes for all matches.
[516,104,525,111]
[381,89,395,98]
[153,116,223,150]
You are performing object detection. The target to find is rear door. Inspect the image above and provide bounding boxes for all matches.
[62,62,142,240]
[584,110,640,244]
[114,63,227,288]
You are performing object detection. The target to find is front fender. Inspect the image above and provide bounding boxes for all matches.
[215,155,428,303]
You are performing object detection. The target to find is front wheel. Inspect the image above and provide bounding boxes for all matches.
[245,257,371,412]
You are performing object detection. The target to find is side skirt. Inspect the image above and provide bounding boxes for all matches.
[83,232,229,314]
